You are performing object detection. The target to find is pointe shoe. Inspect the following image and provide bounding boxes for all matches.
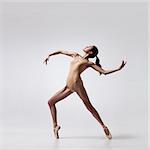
[53,125,61,139]
[103,125,112,140]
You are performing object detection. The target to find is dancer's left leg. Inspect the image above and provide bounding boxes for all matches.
[75,84,112,139]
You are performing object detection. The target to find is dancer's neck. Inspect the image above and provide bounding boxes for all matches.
[82,53,89,60]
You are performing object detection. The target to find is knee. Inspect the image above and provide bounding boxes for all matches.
[48,98,55,107]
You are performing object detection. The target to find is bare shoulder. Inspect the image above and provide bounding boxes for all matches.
[87,61,95,66]
[73,51,80,57]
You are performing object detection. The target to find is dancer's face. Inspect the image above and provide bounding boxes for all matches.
[83,45,94,54]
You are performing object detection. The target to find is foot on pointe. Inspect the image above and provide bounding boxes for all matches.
[53,125,61,139]
[103,125,112,140]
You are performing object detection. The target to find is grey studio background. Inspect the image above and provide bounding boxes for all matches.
[0,2,148,150]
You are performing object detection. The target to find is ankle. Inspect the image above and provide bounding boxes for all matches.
[53,124,57,128]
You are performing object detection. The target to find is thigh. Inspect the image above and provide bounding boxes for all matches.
[75,84,93,107]
[50,86,73,104]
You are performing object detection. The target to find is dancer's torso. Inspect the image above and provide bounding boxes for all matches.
[66,55,90,92]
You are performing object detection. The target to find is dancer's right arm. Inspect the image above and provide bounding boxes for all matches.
[48,50,79,58]
[43,50,79,65]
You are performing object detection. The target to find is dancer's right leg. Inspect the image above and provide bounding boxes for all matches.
[48,86,73,129]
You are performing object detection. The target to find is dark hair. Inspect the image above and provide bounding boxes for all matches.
[89,46,102,75]
[95,55,102,75]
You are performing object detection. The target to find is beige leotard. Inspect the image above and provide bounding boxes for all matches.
[66,54,90,92]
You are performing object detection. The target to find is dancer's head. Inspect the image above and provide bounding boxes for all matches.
[83,45,98,58]
[83,45,102,70]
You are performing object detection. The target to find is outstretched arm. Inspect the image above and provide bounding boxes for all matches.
[43,50,79,65]
[89,60,127,75]
[48,50,79,57]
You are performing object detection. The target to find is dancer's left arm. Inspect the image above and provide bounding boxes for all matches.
[89,60,127,75]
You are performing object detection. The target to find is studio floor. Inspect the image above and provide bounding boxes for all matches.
[0,126,148,150]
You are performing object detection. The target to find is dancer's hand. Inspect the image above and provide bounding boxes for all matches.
[43,57,49,65]
[118,60,127,70]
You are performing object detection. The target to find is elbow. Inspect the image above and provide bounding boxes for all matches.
[57,50,62,54]
[99,71,107,75]
[103,71,108,75]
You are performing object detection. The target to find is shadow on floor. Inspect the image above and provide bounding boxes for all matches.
[60,135,104,139]
[60,134,137,140]
[108,134,137,140]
